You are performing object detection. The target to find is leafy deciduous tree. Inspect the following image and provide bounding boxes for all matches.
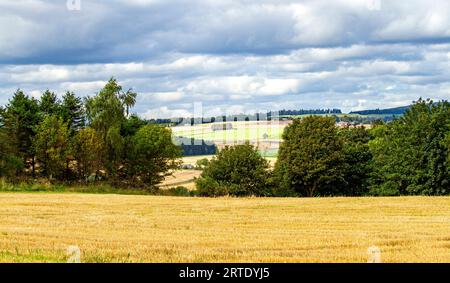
[338,126,372,196]
[275,116,345,197]
[71,127,105,180]
[196,143,272,196]
[85,78,133,176]
[34,116,70,179]
[369,99,450,195]
[128,125,182,188]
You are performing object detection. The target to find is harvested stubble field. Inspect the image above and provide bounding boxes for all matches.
[159,169,201,190]
[0,193,448,263]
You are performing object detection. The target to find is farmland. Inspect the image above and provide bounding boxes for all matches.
[170,117,376,159]
[171,120,288,161]
[171,120,288,144]
[170,114,386,145]
[159,169,201,190]
[0,193,448,263]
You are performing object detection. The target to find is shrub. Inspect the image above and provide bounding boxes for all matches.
[369,182,401,196]
[162,186,196,197]
[196,176,229,197]
[195,158,209,170]
[195,143,272,196]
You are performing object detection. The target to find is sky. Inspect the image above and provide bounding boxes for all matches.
[1,0,450,118]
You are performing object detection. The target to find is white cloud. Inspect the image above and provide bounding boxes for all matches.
[60,81,108,94]
[143,91,184,102]
[141,106,192,119]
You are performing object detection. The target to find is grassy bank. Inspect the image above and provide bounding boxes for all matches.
[0,180,195,196]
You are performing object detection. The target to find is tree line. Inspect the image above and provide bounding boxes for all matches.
[350,105,410,116]
[196,98,450,197]
[278,108,342,116]
[0,78,181,188]
[1,79,449,197]
[150,109,343,126]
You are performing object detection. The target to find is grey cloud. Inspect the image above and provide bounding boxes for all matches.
[1,0,450,117]
[2,0,450,64]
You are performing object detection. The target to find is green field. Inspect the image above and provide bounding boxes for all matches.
[171,121,286,142]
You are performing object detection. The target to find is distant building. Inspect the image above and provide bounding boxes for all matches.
[211,123,234,131]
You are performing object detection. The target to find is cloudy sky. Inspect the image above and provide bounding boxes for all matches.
[1,0,450,118]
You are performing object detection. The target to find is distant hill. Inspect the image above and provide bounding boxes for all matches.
[150,108,343,125]
[349,105,410,115]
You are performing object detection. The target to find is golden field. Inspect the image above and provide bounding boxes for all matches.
[0,193,448,263]
[159,169,201,190]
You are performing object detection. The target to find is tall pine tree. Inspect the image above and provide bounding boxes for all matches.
[3,90,40,175]
[60,91,85,134]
